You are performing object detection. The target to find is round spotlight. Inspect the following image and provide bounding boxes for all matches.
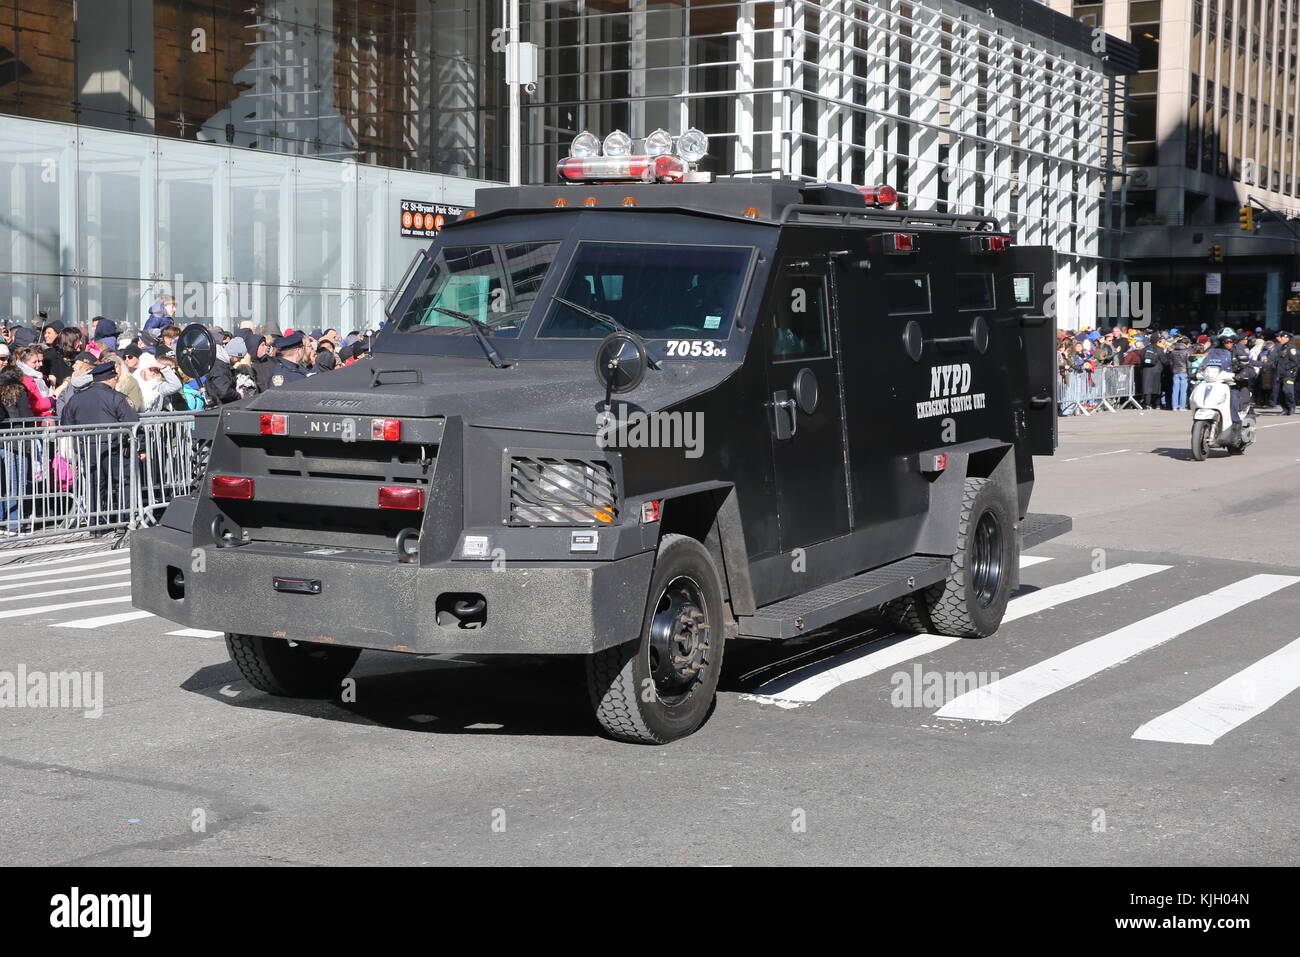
[644,128,673,157]
[602,129,632,157]
[570,131,600,158]
[676,127,709,163]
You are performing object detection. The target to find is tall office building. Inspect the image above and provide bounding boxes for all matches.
[1056,0,1300,327]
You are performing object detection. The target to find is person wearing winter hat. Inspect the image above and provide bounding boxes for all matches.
[144,294,177,335]
[55,350,99,417]
[134,350,183,412]
[92,317,120,352]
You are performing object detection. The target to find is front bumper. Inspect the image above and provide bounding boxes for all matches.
[130,525,655,655]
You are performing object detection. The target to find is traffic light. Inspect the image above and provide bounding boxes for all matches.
[1239,205,1256,231]
[1209,242,1224,263]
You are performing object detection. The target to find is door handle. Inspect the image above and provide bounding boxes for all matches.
[776,397,798,436]
[1030,396,1051,408]
[770,393,798,439]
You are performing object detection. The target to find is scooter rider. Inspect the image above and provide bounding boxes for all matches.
[1202,332,1248,423]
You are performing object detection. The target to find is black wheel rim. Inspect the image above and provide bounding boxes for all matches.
[646,575,711,703]
[970,511,1004,609]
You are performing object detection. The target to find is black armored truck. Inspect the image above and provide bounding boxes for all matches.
[134,140,1069,744]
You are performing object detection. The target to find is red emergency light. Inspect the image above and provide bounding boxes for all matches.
[858,185,899,207]
[259,413,287,436]
[378,486,424,510]
[969,234,1013,253]
[371,418,402,441]
[555,154,688,184]
[882,232,917,254]
[211,476,254,500]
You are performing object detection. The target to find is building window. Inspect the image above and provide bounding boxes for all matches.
[1130,25,1161,71]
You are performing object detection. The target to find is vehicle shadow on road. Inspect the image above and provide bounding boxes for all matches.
[180,654,596,736]
[1148,446,1200,461]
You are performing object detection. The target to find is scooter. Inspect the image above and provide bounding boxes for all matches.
[1189,365,1257,460]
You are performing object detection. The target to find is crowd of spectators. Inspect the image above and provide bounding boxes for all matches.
[0,295,376,427]
[1056,323,1299,414]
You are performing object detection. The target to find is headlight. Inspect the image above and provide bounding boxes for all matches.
[508,456,618,525]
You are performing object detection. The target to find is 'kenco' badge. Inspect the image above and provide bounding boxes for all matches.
[570,531,599,553]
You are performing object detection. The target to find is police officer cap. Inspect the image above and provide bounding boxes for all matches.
[90,362,117,381]
[1280,330,1293,338]
[274,331,304,350]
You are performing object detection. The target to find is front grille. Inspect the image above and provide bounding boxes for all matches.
[507,455,618,525]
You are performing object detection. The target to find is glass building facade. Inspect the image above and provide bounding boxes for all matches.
[1,1,1132,332]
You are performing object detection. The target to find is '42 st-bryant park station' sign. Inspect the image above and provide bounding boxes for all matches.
[400,199,465,238]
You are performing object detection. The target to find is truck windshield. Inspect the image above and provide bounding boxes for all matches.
[538,242,753,340]
[395,241,560,336]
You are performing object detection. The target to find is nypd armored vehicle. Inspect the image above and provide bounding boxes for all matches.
[135,129,1070,744]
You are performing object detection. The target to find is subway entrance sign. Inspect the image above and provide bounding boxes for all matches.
[400,200,464,238]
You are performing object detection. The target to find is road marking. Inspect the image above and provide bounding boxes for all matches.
[166,628,224,638]
[1260,419,1300,428]
[1132,635,1300,745]
[742,633,961,708]
[0,567,130,591]
[53,610,155,629]
[1018,555,1054,568]
[0,595,132,620]
[0,556,130,583]
[0,580,131,604]
[936,574,1300,723]
[0,540,121,560]
[744,564,1169,708]
[1061,449,1130,462]
[0,550,129,574]
[1000,563,1170,623]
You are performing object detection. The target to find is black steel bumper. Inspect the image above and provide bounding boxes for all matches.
[130,525,655,655]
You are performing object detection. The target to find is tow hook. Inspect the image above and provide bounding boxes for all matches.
[396,527,420,563]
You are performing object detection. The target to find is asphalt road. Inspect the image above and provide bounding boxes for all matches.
[2,406,1298,866]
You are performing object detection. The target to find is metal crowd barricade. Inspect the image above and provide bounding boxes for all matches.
[0,412,200,544]
[1059,365,1140,415]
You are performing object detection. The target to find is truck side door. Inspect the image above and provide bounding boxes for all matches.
[761,255,852,550]
[999,246,1058,456]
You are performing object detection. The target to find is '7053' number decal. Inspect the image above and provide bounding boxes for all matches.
[665,340,728,358]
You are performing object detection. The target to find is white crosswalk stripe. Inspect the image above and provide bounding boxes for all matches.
[1132,635,1300,745]
[743,562,1169,707]
[0,579,131,605]
[2,595,132,620]
[0,567,130,592]
[0,557,130,584]
[54,610,155,629]
[166,628,224,638]
[936,574,1300,723]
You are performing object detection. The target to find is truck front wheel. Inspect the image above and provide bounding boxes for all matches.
[586,534,726,744]
[226,634,361,698]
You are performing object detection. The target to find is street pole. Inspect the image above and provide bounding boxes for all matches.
[508,0,521,186]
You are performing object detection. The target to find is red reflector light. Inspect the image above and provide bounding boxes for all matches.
[858,184,899,207]
[371,418,401,441]
[935,454,947,472]
[555,154,687,184]
[883,232,917,253]
[211,476,254,499]
[378,486,424,510]
[640,499,662,524]
[989,235,1012,251]
[259,413,287,436]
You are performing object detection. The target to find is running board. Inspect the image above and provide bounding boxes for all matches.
[1019,513,1072,549]
[736,555,951,640]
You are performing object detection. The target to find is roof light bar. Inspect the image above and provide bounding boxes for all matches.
[555,154,688,184]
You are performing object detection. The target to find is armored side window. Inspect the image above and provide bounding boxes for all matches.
[956,272,994,311]
[887,274,931,316]
[1011,272,1035,307]
[770,266,830,362]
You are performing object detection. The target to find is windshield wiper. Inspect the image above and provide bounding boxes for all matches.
[551,295,663,369]
[427,305,508,368]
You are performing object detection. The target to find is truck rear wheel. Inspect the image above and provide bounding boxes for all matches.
[916,477,1016,638]
[226,634,361,698]
[586,533,725,744]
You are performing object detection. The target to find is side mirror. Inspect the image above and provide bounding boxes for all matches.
[175,323,216,380]
[593,332,647,402]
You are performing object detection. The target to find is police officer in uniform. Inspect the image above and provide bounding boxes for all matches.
[1276,332,1300,416]
[61,362,139,530]
[267,331,312,389]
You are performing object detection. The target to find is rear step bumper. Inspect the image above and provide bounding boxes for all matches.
[1019,512,1072,549]
[130,525,654,655]
[736,512,1073,640]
